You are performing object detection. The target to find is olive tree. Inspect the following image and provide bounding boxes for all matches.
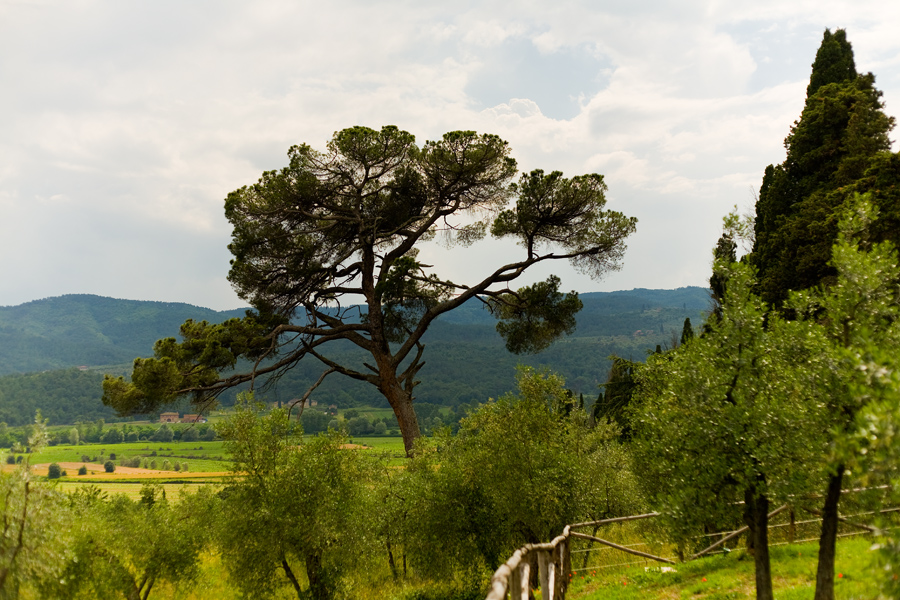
[631,258,829,600]
[215,398,374,600]
[102,125,637,455]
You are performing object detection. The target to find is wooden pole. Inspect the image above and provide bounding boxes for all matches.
[569,531,676,565]
[538,550,552,600]
[569,512,661,529]
[690,504,789,560]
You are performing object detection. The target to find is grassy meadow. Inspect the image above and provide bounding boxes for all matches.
[566,537,878,600]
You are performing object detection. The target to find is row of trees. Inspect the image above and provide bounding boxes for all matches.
[2,370,643,599]
[628,29,900,600]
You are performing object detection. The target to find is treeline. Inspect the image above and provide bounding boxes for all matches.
[0,368,119,426]
[0,292,706,425]
[1,372,644,599]
[0,419,217,449]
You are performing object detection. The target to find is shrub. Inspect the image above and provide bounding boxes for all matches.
[47,463,62,479]
[150,460,157,469]
[173,462,181,472]
[162,460,170,470]
[182,463,189,472]
[181,427,199,442]
[142,459,149,469]
[104,460,115,473]
[125,431,139,442]
[78,465,88,475]
[81,454,91,463]
[109,452,116,460]
[5,455,14,465]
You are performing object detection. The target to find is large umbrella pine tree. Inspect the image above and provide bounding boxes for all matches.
[103,126,637,456]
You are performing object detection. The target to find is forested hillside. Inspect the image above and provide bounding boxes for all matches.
[0,295,246,375]
[0,288,709,424]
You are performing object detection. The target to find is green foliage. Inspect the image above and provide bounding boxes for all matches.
[77,465,87,476]
[398,368,643,578]
[56,485,211,600]
[0,294,246,376]
[751,29,897,307]
[807,28,857,98]
[594,356,639,438]
[490,275,582,354]
[631,260,829,548]
[103,460,115,473]
[100,427,123,444]
[216,397,374,599]
[107,124,636,454]
[47,462,61,479]
[151,424,174,442]
[0,369,117,427]
[0,416,71,598]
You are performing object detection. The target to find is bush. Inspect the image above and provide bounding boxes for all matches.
[182,462,189,472]
[109,452,116,460]
[181,427,199,442]
[81,454,91,463]
[142,459,149,469]
[101,428,124,444]
[150,460,157,469]
[5,455,14,465]
[151,424,174,443]
[125,431,139,442]
[78,465,88,475]
[47,463,62,479]
[201,427,217,441]
[104,460,115,473]
[162,460,170,470]
[173,462,181,472]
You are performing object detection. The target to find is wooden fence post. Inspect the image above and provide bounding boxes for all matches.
[537,550,552,600]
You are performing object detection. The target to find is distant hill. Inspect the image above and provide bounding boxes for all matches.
[0,288,711,425]
[0,295,246,375]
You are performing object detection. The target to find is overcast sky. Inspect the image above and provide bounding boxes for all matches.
[2,1,899,311]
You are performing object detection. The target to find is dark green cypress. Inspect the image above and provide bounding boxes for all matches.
[807,29,857,98]
[749,28,896,307]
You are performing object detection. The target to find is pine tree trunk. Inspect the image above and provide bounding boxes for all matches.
[380,378,421,457]
[814,466,845,600]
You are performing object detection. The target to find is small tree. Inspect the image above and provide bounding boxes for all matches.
[78,465,87,476]
[104,461,115,473]
[67,427,79,446]
[47,463,61,480]
[632,259,829,600]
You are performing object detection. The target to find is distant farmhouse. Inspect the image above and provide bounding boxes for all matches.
[159,412,207,424]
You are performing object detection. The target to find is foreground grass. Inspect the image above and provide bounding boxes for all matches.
[567,537,878,600]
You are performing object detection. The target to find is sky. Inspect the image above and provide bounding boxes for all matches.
[2,1,899,311]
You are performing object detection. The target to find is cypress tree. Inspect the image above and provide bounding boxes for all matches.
[750,28,896,307]
[746,29,899,600]
[806,29,857,98]
[680,317,694,346]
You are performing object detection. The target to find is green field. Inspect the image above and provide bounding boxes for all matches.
[567,537,878,600]
[29,441,234,472]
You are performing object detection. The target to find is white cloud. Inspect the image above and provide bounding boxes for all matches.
[1,1,899,309]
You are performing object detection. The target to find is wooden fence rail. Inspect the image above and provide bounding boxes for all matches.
[486,526,572,600]
[485,493,898,600]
